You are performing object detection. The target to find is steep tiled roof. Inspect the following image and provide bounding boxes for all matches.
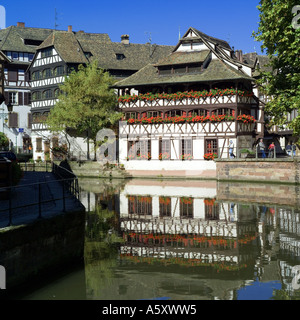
[0,26,53,53]
[38,31,89,64]
[35,30,174,71]
[155,50,210,66]
[192,28,232,50]
[114,58,253,88]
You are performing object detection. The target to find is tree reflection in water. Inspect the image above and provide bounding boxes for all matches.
[80,179,300,300]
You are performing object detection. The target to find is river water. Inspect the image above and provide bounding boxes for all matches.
[14,178,300,300]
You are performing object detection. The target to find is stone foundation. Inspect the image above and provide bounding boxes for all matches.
[216,159,300,184]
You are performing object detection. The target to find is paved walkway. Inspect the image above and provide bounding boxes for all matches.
[0,171,85,229]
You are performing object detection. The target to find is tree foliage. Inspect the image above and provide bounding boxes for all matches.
[253,0,300,139]
[0,132,9,148]
[46,61,122,154]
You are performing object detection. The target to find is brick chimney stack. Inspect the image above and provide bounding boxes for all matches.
[121,34,130,45]
[68,25,73,33]
[17,22,25,28]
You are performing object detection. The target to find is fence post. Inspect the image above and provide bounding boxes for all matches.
[8,187,12,227]
[62,181,66,213]
[274,146,276,159]
[38,183,42,219]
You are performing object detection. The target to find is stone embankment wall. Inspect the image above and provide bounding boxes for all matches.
[0,209,85,293]
[217,181,300,207]
[216,159,300,184]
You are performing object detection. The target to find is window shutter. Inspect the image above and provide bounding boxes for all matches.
[9,70,18,82]
[8,112,18,128]
[4,91,9,104]
[18,92,23,105]
[28,113,32,129]
[24,92,31,105]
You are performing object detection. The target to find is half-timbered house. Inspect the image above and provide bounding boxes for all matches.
[0,22,54,152]
[114,27,262,177]
[29,26,174,160]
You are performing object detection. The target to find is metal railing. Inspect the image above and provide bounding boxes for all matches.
[218,145,290,160]
[0,162,82,228]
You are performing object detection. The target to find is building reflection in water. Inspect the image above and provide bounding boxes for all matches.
[80,179,300,300]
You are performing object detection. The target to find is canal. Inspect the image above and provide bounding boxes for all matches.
[5,178,300,300]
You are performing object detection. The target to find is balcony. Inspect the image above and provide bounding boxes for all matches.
[118,89,258,110]
[119,115,256,138]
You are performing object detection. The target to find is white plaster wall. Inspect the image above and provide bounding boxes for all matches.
[121,159,216,172]
[0,101,31,152]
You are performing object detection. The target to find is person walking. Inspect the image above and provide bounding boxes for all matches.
[228,140,235,159]
[286,143,292,156]
[268,142,275,158]
[259,139,266,158]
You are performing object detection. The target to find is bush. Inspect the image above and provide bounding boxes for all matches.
[12,162,23,186]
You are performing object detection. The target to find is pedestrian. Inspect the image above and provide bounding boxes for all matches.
[29,145,32,153]
[228,140,235,159]
[292,143,296,157]
[268,142,275,158]
[286,143,292,156]
[258,138,266,158]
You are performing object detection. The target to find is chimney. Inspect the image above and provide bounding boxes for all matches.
[68,25,73,33]
[77,30,84,33]
[17,22,25,28]
[121,34,130,45]
[239,50,243,63]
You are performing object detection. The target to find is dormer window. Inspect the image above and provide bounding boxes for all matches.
[116,53,125,60]
[84,52,93,58]
[41,47,52,58]
[24,39,43,46]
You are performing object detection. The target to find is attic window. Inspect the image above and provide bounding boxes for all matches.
[84,52,93,58]
[116,53,125,60]
[24,39,43,46]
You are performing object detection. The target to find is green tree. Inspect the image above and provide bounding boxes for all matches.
[253,0,300,140]
[0,132,9,150]
[46,61,122,159]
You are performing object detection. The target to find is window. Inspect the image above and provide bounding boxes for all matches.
[43,89,52,99]
[8,112,18,128]
[41,48,52,58]
[36,138,43,152]
[159,197,171,217]
[116,53,125,60]
[205,139,218,155]
[128,195,152,215]
[180,197,193,218]
[125,112,138,120]
[165,110,184,117]
[190,109,208,117]
[32,71,41,80]
[8,92,18,105]
[128,140,151,160]
[158,67,172,75]
[204,198,219,220]
[43,68,52,78]
[28,53,34,61]
[54,66,65,77]
[159,138,171,160]
[32,91,41,101]
[12,52,19,60]
[174,65,187,74]
[188,64,202,73]
[181,139,193,160]
[54,89,60,98]
[214,108,234,116]
[146,111,159,118]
